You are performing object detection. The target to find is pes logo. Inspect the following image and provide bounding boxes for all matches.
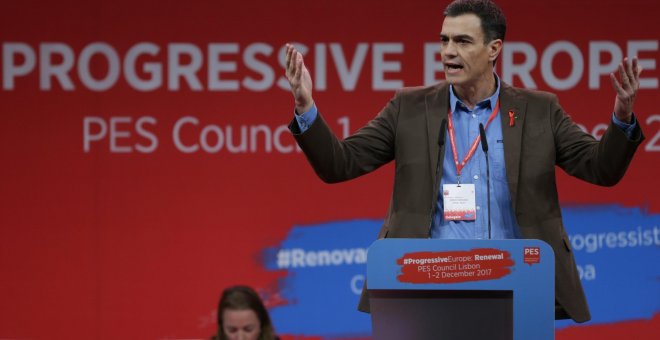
[523,247,541,266]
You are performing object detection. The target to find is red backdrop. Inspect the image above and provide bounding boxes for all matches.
[1,0,658,338]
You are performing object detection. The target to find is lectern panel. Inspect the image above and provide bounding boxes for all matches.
[370,290,513,340]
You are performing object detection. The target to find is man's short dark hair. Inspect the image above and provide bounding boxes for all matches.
[444,0,507,43]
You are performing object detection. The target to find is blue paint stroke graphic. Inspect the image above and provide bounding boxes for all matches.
[556,204,660,328]
[263,219,379,337]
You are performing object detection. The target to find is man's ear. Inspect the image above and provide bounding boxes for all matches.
[488,39,503,62]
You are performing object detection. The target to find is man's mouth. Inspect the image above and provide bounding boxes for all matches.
[445,62,464,72]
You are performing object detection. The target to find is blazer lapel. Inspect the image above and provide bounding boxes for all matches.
[425,83,450,183]
[499,83,526,213]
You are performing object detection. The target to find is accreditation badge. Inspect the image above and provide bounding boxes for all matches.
[442,184,477,221]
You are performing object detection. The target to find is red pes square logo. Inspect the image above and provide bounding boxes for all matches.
[523,247,540,266]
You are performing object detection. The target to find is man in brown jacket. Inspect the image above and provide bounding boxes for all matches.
[284,0,644,323]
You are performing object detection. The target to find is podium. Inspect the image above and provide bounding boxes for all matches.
[367,239,554,340]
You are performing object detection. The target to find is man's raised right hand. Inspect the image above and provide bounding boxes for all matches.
[285,43,314,114]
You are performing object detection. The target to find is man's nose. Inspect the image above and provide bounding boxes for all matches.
[442,41,457,56]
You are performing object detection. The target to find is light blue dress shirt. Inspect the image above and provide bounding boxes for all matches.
[431,77,520,239]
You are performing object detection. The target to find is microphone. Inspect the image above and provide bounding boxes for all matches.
[430,119,447,236]
[479,123,488,152]
[479,123,491,239]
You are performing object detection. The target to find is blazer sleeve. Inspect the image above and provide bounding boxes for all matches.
[550,94,645,186]
[289,92,401,183]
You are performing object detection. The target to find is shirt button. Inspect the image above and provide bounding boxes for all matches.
[472,114,477,118]
[473,175,479,180]
[476,206,481,210]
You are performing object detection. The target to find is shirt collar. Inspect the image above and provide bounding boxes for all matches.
[449,74,501,113]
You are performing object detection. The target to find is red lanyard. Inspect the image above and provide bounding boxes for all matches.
[447,99,500,183]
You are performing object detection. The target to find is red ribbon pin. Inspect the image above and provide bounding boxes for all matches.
[508,110,516,127]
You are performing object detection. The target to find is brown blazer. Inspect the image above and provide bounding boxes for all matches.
[290,81,644,323]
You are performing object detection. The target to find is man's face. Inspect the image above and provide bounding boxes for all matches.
[440,13,499,87]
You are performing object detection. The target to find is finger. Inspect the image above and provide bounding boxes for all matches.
[287,45,299,71]
[609,73,627,98]
[618,63,631,91]
[634,56,643,78]
[632,57,644,90]
[629,56,641,90]
[285,45,295,71]
[631,56,639,77]
[294,52,303,81]
[285,44,290,62]
[285,46,291,73]
[625,56,634,82]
